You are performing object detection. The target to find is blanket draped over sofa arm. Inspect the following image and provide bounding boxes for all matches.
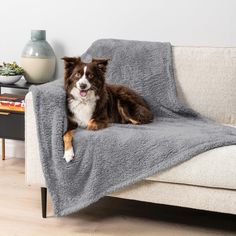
[30,39,236,216]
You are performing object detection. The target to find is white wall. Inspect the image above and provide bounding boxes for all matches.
[1,0,236,158]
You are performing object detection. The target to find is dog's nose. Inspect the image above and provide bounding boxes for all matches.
[80,83,87,90]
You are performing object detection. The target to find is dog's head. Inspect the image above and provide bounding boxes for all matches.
[62,57,109,98]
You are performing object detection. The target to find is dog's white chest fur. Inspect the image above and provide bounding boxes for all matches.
[69,88,98,128]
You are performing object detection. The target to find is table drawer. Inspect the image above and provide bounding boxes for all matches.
[0,111,24,140]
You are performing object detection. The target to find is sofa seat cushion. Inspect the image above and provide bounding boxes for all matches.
[146,145,236,190]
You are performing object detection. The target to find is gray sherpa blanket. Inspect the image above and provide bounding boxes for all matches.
[30,39,236,216]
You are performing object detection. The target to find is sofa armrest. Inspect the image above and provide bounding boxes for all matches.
[25,79,66,187]
[25,91,46,186]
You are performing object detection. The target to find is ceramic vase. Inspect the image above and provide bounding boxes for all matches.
[21,30,56,84]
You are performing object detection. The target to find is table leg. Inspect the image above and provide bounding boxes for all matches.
[2,139,5,160]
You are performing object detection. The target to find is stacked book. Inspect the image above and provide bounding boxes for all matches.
[0,93,25,112]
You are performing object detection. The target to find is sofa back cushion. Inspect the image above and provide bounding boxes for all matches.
[173,46,236,124]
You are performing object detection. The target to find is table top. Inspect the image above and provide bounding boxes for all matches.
[0,78,33,90]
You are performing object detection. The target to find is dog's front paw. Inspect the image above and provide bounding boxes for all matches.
[87,119,108,130]
[63,147,74,163]
[87,119,99,130]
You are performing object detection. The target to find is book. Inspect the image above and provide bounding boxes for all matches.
[0,93,25,112]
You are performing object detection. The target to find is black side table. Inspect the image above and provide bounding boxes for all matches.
[0,79,32,160]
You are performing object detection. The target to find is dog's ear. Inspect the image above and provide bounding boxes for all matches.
[92,58,110,72]
[61,57,81,80]
[62,57,81,69]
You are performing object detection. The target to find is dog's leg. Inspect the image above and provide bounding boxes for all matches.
[128,118,140,125]
[63,117,78,163]
[134,105,153,124]
[87,119,108,130]
[63,130,74,163]
[117,100,140,125]
[118,99,153,125]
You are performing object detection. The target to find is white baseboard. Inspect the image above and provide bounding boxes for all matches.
[0,139,25,159]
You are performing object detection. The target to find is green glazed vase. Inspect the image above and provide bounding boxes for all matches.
[21,30,56,84]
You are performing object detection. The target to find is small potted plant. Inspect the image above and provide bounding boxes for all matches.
[0,62,24,84]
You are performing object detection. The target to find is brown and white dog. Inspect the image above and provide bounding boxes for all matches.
[62,57,153,162]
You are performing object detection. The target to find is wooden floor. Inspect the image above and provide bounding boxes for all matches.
[1,158,236,236]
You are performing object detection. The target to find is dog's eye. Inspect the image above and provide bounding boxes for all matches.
[88,74,94,79]
[75,72,81,78]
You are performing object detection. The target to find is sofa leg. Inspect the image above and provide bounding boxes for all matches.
[41,187,47,218]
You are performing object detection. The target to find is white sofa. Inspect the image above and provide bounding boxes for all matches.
[25,46,236,217]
